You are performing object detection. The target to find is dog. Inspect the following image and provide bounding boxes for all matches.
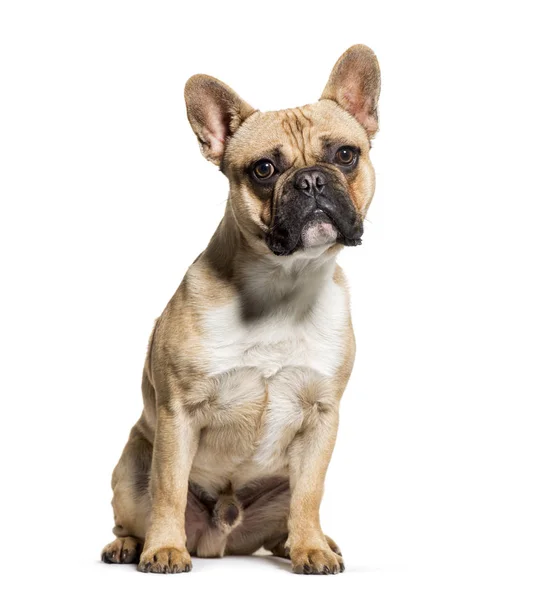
[101,44,380,575]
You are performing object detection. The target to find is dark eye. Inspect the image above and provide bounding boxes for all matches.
[334,146,358,166]
[253,159,276,179]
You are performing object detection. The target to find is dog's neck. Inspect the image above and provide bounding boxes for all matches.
[204,203,339,320]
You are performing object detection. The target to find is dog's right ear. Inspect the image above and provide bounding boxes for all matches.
[184,75,256,165]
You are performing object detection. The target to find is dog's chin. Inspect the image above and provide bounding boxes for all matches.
[300,218,338,249]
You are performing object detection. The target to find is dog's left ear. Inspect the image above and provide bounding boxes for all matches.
[185,75,256,165]
[321,45,381,138]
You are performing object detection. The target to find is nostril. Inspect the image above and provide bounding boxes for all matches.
[314,173,326,190]
[295,175,311,191]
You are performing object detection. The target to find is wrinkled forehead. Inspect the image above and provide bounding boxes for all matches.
[224,99,370,171]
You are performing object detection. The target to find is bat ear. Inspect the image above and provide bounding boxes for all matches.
[184,75,256,165]
[321,45,381,138]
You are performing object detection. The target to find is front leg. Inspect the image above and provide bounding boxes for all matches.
[287,406,344,575]
[138,403,199,574]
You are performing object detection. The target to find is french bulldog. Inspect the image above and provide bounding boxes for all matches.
[101,44,380,575]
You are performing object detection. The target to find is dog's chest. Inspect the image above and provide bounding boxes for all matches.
[192,279,348,479]
[201,279,347,380]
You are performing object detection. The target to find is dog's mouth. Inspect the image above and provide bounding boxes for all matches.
[300,208,363,249]
[266,200,363,257]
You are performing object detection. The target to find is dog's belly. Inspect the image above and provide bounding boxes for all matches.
[189,365,333,494]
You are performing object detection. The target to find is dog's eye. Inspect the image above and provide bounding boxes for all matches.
[334,146,358,166]
[253,160,276,179]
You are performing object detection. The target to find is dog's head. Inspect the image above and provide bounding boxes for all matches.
[185,45,380,257]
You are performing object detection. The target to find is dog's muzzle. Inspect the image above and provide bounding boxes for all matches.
[265,166,364,256]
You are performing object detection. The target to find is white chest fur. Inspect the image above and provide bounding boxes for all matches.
[191,255,352,476]
[202,275,348,380]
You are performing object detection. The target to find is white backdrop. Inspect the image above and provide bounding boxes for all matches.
[1,1,532,598]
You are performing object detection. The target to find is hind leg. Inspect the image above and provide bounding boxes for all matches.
[266,534,342,559]
[226,478,291,556]
[101,536,142,564]
[101,424,152,564]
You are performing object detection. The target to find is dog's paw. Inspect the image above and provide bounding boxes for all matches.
[101,537,141,564]
[269,534,342,562]
[324,534,342,557]
[290,545,344,575]
[138,547,192,574]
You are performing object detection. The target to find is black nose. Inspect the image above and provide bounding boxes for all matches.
[294,169,326,196]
